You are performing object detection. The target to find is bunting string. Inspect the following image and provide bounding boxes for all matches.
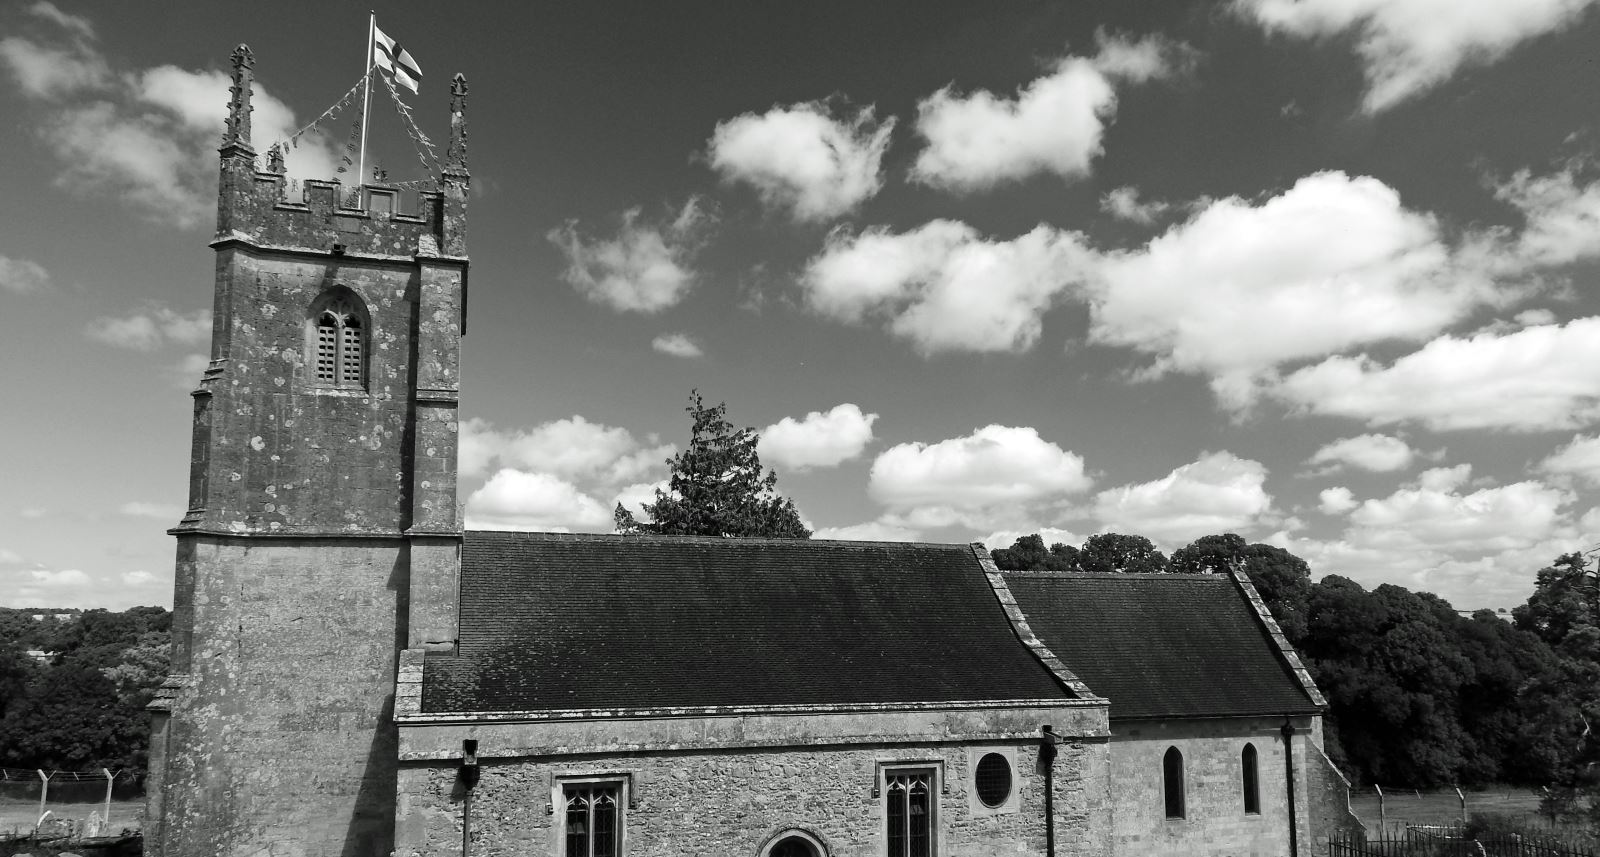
[378,67,442,177]
[275,70,371,158]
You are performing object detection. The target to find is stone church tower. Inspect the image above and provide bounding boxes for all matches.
[145,46,469,857]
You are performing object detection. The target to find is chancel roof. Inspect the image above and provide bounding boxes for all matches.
[1002,571,1322,720]
[421,532,1077,714]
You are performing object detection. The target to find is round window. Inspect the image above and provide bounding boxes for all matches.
[974,752,1012,807]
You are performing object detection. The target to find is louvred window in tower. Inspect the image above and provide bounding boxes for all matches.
[309,292,367,388]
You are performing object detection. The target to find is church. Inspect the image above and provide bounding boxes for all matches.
[143,47,1361,857]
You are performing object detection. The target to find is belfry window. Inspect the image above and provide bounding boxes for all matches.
[1163,747,1186,819]
[310,294,365,387]
[886,768,935,857]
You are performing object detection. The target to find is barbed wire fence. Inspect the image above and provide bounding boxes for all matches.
[0,766,142,838]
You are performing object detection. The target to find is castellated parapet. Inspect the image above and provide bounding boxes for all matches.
[146,44,469,857]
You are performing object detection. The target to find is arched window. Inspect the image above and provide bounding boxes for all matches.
[1163,747,1185,819]
[1242,743,1260,814]
[308,292,366,387]
[760,829,827,857]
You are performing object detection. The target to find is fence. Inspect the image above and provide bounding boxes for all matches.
[1330,825,1598,857]
[0,767,142,838]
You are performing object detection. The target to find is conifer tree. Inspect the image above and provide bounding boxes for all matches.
[614,391,811,538]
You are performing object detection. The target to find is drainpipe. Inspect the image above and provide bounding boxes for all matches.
[1041,724,1058,857]
[461,739,480,857]
[1281,720,1298,857]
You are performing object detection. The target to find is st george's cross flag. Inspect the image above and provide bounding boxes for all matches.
[372,24,422,94]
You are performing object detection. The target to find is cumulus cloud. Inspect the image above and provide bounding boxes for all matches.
[1540,434,1600,486]
[85,307,211,350]
[1092,451,1275,544]
[463,469,613,532]
[460,415,676,533]
[801,220,1095,354]
[1234,0,1599,112]
[548,198,714,313]
[910,31,1192,191]
[982,526,1088,553]
[0,7,338,227]
[651,333,704,358]
[813,520,923,542]
[868,425,1092,531]
[460,415,672,484]
[1099,186,1174,225]
[1273,316,1600,431]
[1494,167,1600,269]
[708,101,894,221]
[1087,171,1497,408]
[1308,434,1415,473]
[758,404,878,471]
[0,255,51,294]
[1319,486,1358,515]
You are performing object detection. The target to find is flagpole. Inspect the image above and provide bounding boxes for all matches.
[356,10,375,196]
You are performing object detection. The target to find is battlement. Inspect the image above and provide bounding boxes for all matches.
[214,44,468,258]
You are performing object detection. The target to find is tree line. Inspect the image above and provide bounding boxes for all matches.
[992,531,1600,810]
[0,605,170,776]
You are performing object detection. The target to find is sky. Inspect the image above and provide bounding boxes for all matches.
[4,0,1600,612]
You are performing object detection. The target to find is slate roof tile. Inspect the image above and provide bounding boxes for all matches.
[1002,571,1321,720]
[422,532,1074,713]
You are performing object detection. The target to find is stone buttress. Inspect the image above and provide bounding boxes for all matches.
[145,45,469,857]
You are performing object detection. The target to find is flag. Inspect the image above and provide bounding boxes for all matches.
[372,24,421,94]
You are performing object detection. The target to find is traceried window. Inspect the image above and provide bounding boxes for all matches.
[564,782,620,857]
[1163,747,1186,819]
[310,294,365,387]
[1242,743,1260,814]
[886,769,934,857]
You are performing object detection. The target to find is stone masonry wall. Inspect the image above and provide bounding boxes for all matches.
[151,536,405,857]
[396,738,1110,857]
[1107,717,1310,857]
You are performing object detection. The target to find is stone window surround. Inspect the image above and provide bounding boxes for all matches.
[965,746,1020,817]
[878,760,942,857]
[550,771,633,857]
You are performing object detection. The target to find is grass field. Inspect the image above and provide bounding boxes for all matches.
[1348,788,1553,836]
[0,797,142,836]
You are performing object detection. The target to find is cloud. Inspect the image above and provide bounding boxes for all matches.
[910,32,1191,192]
[0,255,51,294]
[85,307,210,350]
[460,415,673,484]
[610,480,667,519]
[118,501,183,520]
[1099,186,1174,225]
[1319,486,1358,515]
[0,11,338,227]
[1235,0,1599,112]
[1092,451,1275,544]
[982,526,1088,553]
[548,197,714,313]
[464,469,613,532]
[1335,466,1571,559]
[1539,434,1600,487]
[1086,171,1497,408]
[651,333,704,358]
[0,549,23,565]
[1307,434,1416,473]
[1273,316,1600,431]
[759,403,878,471]
[1494,167,1600,269]
[801,219,1095,355]
[868,425,1092,530]
[813,520,923,542]
[708,100,894,221]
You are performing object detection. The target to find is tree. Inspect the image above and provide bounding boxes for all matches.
[990,534,1080,571]
[615,392,810,538]
[1170,534,1313,642]
[1078,533,1167,574]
